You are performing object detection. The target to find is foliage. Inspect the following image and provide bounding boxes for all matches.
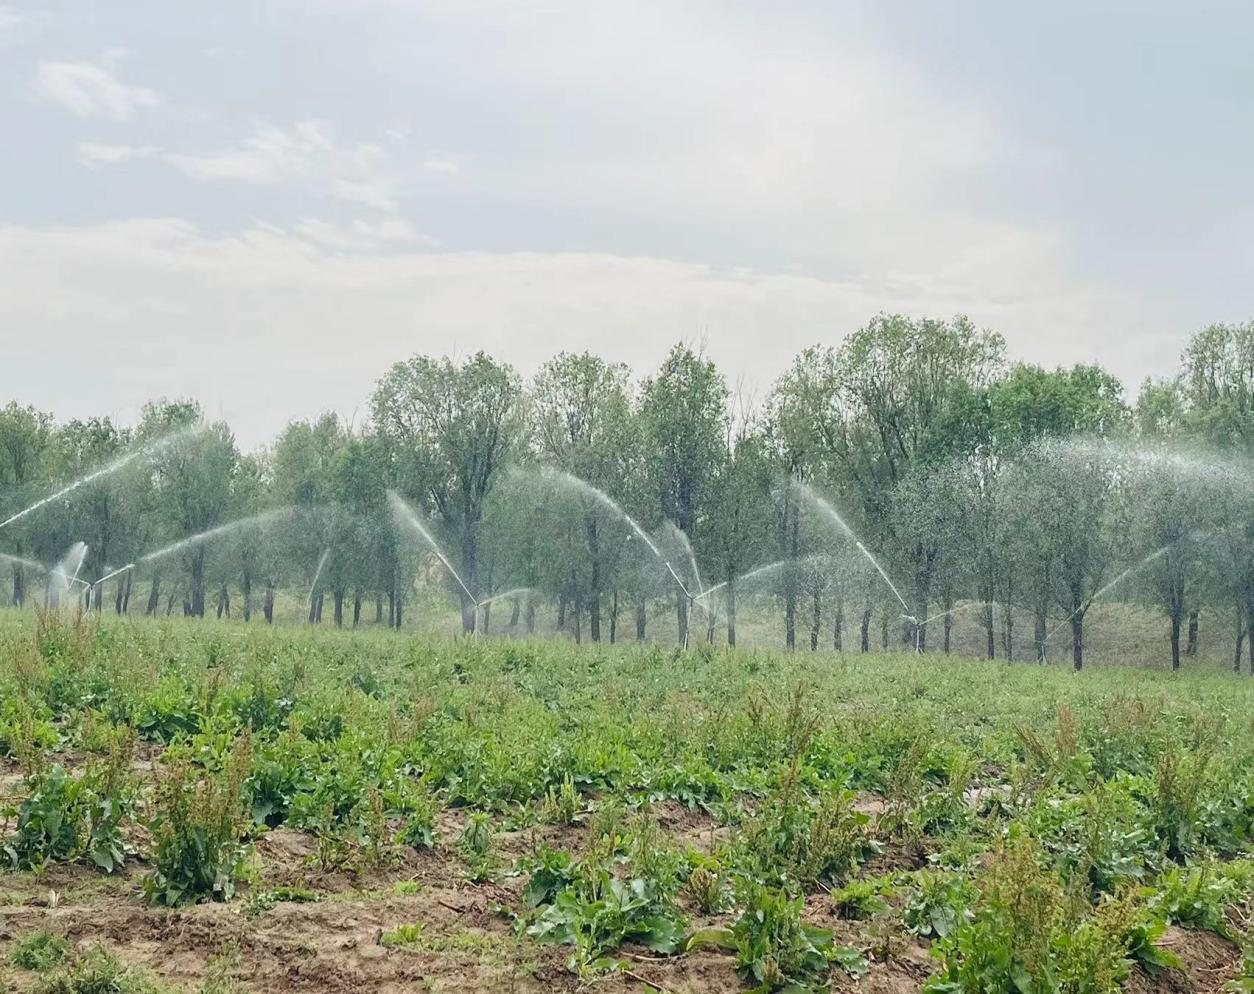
[9,930,70,972]
[143,733,252,905]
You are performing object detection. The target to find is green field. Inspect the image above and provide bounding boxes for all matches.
[1,609,1252,994]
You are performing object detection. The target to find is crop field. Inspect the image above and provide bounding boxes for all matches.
[0,611,1251,994]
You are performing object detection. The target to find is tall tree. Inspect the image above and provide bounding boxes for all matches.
[638,344,728,645]
[372,353,523,632]
[531,352,633,641]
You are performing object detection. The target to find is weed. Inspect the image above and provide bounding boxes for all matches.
[527,865,685,975]
[9,929,70,972]
[538,774,580,826]
[459,811,497,881]
[31,946,166,994]
[380,922,427,948]
[688,881,863,991]
[143,732,252,905]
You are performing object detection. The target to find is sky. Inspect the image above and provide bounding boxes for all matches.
[3,1,1253,449]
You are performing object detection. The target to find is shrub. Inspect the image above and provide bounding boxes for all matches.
[688,881,864,991]
[3,765,84,869]
[143,732,252,905]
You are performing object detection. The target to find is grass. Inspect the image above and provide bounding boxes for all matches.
[1,607,1253,992]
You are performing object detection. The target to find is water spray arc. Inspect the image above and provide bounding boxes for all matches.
[1042,544,1172,658]
[308,548,331,617]
[0,428,198,533]
[387,492,482,631]
[539,469,698,636]
[797,484,919,649]
[139,508,292,565]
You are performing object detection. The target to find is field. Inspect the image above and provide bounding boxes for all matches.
[0,610,1252,994]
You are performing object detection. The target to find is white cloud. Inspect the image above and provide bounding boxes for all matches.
[77,120,403,212]
[34,60,161,120]
[422,158,458,174]
[0,217,1154,449]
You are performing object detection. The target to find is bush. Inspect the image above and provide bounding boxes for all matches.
[3,765,84,869]
[143,733,252,905]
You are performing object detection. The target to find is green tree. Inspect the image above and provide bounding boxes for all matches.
[0,402,55,606]
[531,352,634,641]
[372,353,523,632]
[638,344,728,645]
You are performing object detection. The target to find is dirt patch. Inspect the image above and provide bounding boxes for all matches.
[1125,926,1241,994]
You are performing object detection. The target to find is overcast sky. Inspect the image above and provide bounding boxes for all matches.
[3,1,1253,448]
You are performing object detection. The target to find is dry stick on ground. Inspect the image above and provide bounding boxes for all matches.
[621,968,673,993]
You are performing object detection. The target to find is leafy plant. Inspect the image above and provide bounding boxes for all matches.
[527,866,685,975]
[3,765,84,870]
[143,732,252,905]
[831,877,891,920]
[1150,861,1242,937]
[688,881,856,992]
[540,773,580,825]
[458,811,497,881]
[9,930,70,972]
[903,871,973,939]
[31,946,166,994]
[380,922,427,948]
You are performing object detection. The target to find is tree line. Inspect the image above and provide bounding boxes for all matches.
[2,314,1253,671]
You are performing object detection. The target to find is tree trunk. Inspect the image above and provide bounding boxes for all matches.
[121,572,132,614]
[860,607,871,652]
[190,549,206,617]
[636,599,647,641]
[388,587,396,628]
[1234,603,1245,673]
[809,586,821,651]
[1071,612,1084,671]
[509,596,521,628]
[727,579,737,648]
[394,593,404,629]
[482,600,491,635]
[353,592,362,627]
[985,600,996,660]
[1170,603,1182,672]
[557,593,567,629]
[784,507,799,650]
[526,597,536,634]
[881,613,889,652]
[833,590,844,652]
[146,576,160,616]
[242,573,252,622]
[572,580,583,645]
[460,532,477,634]
[676,590,689,647]
[610,590,619,644]
[11,564,24,607]
[587,515,601,642]
[1245,582,1254,673]
[264,581,275,624]
[1034,605,1047,662]
[1186,608,1199,656]
[334,588,344,628]
[1169,585,1185,671]
[375,592,383,624]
